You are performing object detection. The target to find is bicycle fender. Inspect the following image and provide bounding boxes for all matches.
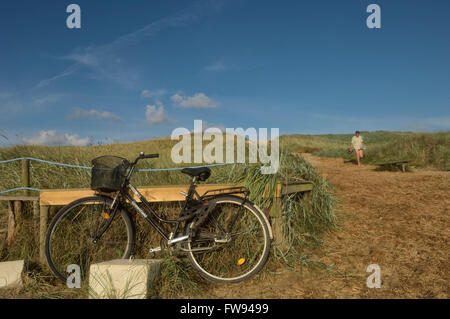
[253,204,274,240]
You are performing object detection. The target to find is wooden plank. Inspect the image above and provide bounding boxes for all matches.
[7,201,15,246]
[39,182,315,206]
[22,158,30,196]
[14,200,23,227]
[138,184,235,203]
[33,200,40,219]
[6,200,23,246]
[39,184,238,206]
[0,196,39,201]
[271,198,287,249]
[33,200,40,242]
[40,189,96,206]
[281,182,314,195]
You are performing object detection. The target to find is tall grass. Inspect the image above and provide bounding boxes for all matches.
[0,136,336,298]
[286,131,450,171]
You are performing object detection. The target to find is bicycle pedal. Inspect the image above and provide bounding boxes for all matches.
[149,246,161,253]
[214,238,229,243]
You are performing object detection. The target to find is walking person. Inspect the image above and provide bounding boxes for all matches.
[349,131,365,167]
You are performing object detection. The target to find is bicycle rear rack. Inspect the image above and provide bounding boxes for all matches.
[200,186,250,200]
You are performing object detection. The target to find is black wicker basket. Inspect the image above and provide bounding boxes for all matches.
[91,156,130,192]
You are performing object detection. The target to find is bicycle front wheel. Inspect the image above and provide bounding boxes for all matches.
[186,196,271,283]
[45,196,135,283]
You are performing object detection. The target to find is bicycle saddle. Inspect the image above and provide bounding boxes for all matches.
[181,167,211,181]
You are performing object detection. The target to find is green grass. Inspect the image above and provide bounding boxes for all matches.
[2,130,446,298]
[0,136,336,298]
[1,130,446,298]
[283,131,450,171]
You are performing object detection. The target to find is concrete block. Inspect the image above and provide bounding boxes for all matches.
[89,259,161,299]
[0,260,24,289]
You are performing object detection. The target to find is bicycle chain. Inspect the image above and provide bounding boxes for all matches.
[189,201,216,231]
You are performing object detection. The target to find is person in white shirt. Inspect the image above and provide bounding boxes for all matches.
[349,131,365,167]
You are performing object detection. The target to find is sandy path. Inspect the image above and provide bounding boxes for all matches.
[195,154,450,298]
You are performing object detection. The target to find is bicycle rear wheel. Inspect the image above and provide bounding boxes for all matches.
[45,196,135,283]
[186,195,271,283]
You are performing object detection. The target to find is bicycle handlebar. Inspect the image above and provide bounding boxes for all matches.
[131,152,159,165]
[139,153,159,159]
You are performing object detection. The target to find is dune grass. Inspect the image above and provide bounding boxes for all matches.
[2,130,447,298]
[0,136,336,298]
[284,131,450,171]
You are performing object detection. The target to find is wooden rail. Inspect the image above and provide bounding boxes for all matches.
[1,181,313,264]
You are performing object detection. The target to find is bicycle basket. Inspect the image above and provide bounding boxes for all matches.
[90,156,130,192]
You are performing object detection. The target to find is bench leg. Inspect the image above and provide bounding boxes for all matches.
[7,201,23,246]
[271,198,289,251]
[7,201,15,246]
[39,205,49,265]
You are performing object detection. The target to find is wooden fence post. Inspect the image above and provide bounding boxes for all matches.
[22,158,30,196]
[14,200,23,230]
[7,201,15,246]
[39,205,49,264]
[271,183,289,251]
[7,200,23,246]
[271,197,289,250]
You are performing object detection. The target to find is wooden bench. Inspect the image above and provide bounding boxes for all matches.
[375,161,409,172]
[1,181,313,264]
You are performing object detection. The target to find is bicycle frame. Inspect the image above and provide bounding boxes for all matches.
[94,154,250,247]
[120,180,200,242]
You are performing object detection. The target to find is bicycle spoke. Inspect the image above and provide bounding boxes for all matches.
[46,197,133,282]
[187,198,270,282]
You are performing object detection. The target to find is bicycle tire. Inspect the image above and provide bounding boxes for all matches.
[186,195,271,283]
[45,196,135,283]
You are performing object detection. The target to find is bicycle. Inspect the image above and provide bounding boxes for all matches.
[45,152,272,284]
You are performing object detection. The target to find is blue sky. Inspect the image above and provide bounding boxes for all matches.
[0,0,449,146]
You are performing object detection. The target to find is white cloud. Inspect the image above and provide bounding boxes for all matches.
[146,101,169,124]
[171,92,217,108]
[68,108,122,121]
[22,130,90,147]
[141,89,167,98]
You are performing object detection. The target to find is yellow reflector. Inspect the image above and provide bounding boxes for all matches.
[237,258,246,265]
[101,212,110,219]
